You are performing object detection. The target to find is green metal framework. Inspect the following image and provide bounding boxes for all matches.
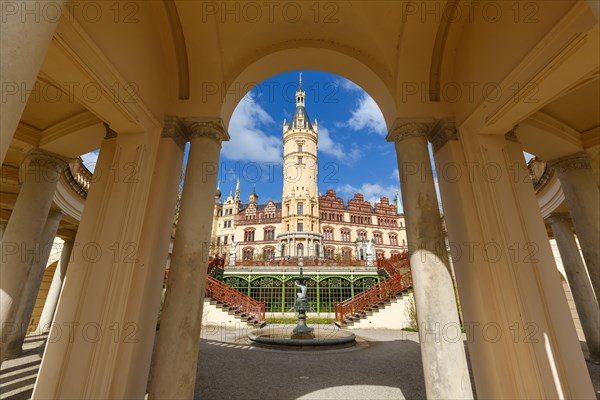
[222,274,380,315]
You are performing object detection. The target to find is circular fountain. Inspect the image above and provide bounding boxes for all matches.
[248,262,355,349]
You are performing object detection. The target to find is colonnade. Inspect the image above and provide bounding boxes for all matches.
[0,115,595,399]
[0,6,596,396]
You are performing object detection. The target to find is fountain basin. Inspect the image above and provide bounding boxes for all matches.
[248,324,356,348]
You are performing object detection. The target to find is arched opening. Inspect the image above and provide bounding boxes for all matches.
[296,243,304,258]
[220,47,397,131]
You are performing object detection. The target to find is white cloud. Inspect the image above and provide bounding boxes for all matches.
[80,150,99,172]
[346,94,387,136]
[391,168,399,181]
[337,182,399,206]
[337,78,362,92]
[318,126,360,164]
[222,94,282,162]
[336,78,387,136]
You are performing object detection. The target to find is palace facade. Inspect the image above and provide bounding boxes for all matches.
[210,76,407,263]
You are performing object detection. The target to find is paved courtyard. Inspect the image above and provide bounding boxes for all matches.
[1,327,599,399]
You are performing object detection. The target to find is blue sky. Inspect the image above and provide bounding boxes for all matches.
[219,70,401,208]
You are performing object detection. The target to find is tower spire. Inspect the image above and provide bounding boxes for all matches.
[296,72,305,107]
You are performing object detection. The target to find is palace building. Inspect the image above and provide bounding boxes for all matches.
[211,75,408,263]
[1,2,598,399]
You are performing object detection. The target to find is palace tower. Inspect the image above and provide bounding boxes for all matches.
[277,74,323,258]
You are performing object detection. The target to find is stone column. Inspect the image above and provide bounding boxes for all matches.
[107,126,186,398]
[547,213,600,362]
[387,118,473,399]
[37,237,74,333]
[148,118,228,399]
[32,125,166,399]
[0,1,64,165]
[549,152,600,301]
[4,209,62,356]
[430,121,594,398]
[0,150,66,361]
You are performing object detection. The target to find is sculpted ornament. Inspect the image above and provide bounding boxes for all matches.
[549,152,592,173]
[386,118,435,143]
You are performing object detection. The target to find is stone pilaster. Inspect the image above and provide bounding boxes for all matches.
[387,118,473,399]
[32,127,168,399]
[547,213,600,362]
[549,152,600,302]
[432,126,594,398]
[148,118,228,399]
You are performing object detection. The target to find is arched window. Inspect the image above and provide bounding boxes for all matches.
[243,247,254,261]
[297,243,304,257]
[340,228,351,242]
[389,234,398,246]
[342,247,353,260]
[263,227,275,241]
[263,247,274,260]
[325,246,335,259]
[357,230,367,241]
[373,231,383,245]
[244,228,255,242]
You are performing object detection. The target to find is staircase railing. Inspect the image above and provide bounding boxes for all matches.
[335,271,412,324]
[376,252,410,277]
[205,276,266,323]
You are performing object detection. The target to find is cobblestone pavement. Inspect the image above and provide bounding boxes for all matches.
[1,328,599,399]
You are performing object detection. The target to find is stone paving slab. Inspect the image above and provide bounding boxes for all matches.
[1,330,599,399]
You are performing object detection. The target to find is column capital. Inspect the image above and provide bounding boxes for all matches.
[47,209,64,221]
[546,212,572,225]
[386,118,435,143]
[548,152,592,173]
[24,149,69,173]
[183,117,230,143]
[162,116,187,151]
[60,230,77,243]
[428,119,458,153]
[162,116,230,150]
[103,123,118,139]
[504,126,519,143]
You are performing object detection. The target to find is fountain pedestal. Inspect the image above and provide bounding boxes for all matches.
[248,262,355,348]
[292,297,313,338]
[291,265,314,338]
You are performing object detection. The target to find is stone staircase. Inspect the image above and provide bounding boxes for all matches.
[204,276,266,327]
[335,254,412,328]
[336,289,413,329]
[204,297,265,327]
